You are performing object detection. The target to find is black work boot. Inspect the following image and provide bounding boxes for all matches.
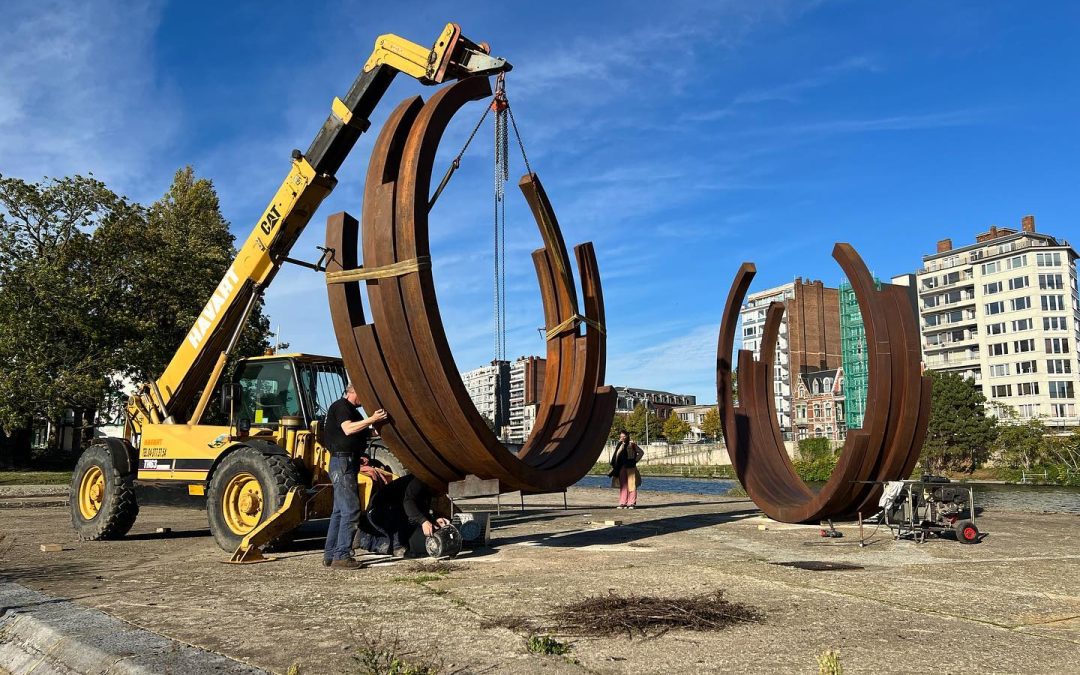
[330,558,362,570]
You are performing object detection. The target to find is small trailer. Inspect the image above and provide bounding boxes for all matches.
[870,477,981,544]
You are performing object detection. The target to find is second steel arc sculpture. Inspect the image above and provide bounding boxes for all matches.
[716,245,931,523]
[324,77,615,493]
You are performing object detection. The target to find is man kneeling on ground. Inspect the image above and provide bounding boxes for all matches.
[364,474,450,557]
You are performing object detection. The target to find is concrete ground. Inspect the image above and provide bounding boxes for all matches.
[1,485,1078,674]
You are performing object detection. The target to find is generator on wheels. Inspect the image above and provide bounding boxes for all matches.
[874,476,981,544]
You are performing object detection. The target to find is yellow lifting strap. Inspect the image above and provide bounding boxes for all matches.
[325,256,431,284]
[545,314,606,341]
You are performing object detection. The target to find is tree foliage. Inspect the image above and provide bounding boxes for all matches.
[920,371,998,473]
[989,405,1048,470]
[663,412,692,443]
[609,404,663,444]
[700,408,722,440]
[0,169,273,457]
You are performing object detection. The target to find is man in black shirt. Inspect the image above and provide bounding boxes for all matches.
[322,383,387,569]
[366,474,450,557]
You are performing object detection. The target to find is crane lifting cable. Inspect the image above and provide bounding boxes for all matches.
[428,73,534,432]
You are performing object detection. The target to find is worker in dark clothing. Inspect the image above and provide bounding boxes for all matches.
[322,383,387,569]
[365,474,450,557]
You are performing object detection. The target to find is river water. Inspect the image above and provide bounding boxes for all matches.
[573,475,1080,515]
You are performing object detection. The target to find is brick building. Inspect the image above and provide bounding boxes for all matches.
[740,279,842,439]
[793,366,847,441]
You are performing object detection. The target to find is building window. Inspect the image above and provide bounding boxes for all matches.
[1036,251,1062,267]
[1047,359,1072,374]
[1010,296,1031,312]
[1016,360,1038,374]
[983,281,1002,295]
[1044,316,1068,331]
[1011,318,1033,332]
[986,322,1006,335]
[981,261,1001,275]
[991,384,1013,397]
[1051,403,1076,417]
[1039,273,1064,290]
[985,301,1005,315]
[1009,276,1029,291]
[1041,295,1065,311]
[1048,381,1075,399]
[1006,254,1028,270]
[1045,338,1070,354]
[989,364,1010,377]
[1014,339,1035,353]
[1017,382,1040,396]
[1019,404,1038,418]
[990,342,1009,356]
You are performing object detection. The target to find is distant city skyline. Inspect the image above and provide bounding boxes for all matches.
[4,2,1080,403]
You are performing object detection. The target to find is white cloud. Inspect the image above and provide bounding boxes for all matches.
[0,1,179,201]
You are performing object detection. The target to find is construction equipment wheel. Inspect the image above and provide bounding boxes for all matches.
[207,447,304,552]
[954,519,980,545]
[70,445,139,540]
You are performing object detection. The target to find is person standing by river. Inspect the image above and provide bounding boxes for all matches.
[609,431,644,509]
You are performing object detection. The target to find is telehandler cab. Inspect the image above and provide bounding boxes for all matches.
[69,23,511,562]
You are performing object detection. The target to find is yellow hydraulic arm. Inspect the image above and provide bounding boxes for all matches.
[127,24,511,434]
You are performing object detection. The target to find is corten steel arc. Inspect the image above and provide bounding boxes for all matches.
[324,77,615,493]
[716,244,930,523]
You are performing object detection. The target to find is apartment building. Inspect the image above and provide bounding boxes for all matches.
[507,355,545,444]
[461,360,511,434]
[793,367,846,441]
[918,215,1079,427]
[739,279,841,439]
[614,387,696,420]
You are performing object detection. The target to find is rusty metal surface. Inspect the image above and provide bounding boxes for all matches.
[716,244,930,523]
[325,78,614,493]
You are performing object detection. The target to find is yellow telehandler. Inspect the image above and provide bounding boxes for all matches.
[69,24,511,562]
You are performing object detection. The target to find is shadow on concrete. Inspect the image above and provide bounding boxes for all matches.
[493,508,761,549]
[124,528,211,541]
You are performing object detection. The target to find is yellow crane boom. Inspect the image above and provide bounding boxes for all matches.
[126,24,511,436]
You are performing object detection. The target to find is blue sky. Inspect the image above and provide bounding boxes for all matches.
[3,1,1079,403]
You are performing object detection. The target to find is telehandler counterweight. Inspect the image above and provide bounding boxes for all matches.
[69,24,511,562]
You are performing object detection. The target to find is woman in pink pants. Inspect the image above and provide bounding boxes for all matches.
[608,431,644,509]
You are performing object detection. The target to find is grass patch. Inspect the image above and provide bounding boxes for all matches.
[525,634,571,656]
[0,470,71,486]
[817,649,842,674]
[354,632,441,675]
[392,574,444,585]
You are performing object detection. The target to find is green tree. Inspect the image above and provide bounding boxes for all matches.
[663,412,691,443]
[0,174,138,461]
[620,404,662,444]
[97,167,272,384]
[989,405,1048,470]
[608,413,630,442]
[921,371,998,473]
[700,407,722,440]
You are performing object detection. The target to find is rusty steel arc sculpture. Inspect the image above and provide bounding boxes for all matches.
[716,244,931,523]
[324,76,615,493]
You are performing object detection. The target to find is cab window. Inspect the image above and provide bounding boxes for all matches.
[296,362,348,424]
[237,360,302,426]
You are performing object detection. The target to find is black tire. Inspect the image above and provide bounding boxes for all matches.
[206,447,305,552]
[954,519,979,544]
[70,445,139,540]
[369,442,408,478]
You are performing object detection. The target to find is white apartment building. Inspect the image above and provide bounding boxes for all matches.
[738,282,795,436]
[918,216,1079,427]
[507,356,544,444]
[461,360,510,434]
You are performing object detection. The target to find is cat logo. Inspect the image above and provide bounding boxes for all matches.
[208,434,228,449]
[259,205,281,235]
